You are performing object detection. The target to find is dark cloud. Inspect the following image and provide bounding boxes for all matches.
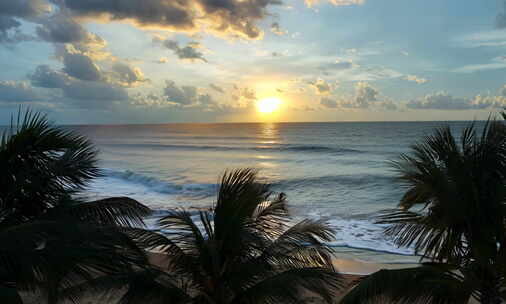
[112,62,148,87]
[62,80,128,103]
[0,0,49,18]
[407,92,492,110]
[36,14,91,44]
[55,0,195,30]
[62,50,102,81]
[192,0,283,39]
[270,22,286,35]
[154,38,207,62]
[0,81,38,102]
[0,16,34,44]
[29,64,129,108]
[209,83,224,93]
[320,97,338,108]
[163,80,198,105]
[135,80,219,108]
[29,65,70,88]
[56,0,281,39]
[0,0,49,44]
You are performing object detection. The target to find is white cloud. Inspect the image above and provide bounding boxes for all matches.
[407,91,506,110]
[304,0,365,8]
[405,75,428,84]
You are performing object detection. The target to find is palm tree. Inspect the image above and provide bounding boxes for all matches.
[341,118,506,304]
[0,110,152,303]
[86,168,344,304]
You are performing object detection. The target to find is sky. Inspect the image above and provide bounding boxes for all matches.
[1,0,506,124]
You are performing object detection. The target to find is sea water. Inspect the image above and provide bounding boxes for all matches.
[72,121,476,263]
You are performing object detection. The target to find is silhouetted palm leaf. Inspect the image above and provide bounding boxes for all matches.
[352,117,506,303]
[0,110,153,302]
[341,264,470,304]
[112,169,343,304]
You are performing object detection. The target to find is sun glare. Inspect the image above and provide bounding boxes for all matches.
[257,97,281,114]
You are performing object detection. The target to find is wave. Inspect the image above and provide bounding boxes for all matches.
[103,169,216,197]
[104,143,363,155]
[97,169,411,258]
[144,209,415,257]
[273,173,396,189]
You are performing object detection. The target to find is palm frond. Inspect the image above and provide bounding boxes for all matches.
[214,169,271,241]
[232,267,343,304]
[44,197,151,227]
[0,109,100,222]
[341,265,470,304]
[0,220,149,298]
[60,269,191,304]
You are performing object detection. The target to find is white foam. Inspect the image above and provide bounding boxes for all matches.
[86,169,415,258]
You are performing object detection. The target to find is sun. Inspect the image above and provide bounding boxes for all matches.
[257,97,282,114]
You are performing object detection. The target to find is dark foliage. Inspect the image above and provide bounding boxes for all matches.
[342,117,506,304]
[90,169,344,304]
[0,110,152,303]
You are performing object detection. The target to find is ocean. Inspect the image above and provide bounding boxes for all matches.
[72,121,476,264]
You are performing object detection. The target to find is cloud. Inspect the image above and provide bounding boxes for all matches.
[319,82,394,110]
[0,81,38,102]
[209,83,224,93]
[0,0,50,44]
[134,80,222,110]
[36,14,88,43]
[61,81,128,104]
[304,0,365,8]
[325,60,354,70]
[330,81,379,108]
[35,13,108,56]
[154,38,207,62]
[111,62,148,87]
[406,92,497,110]
[452,56,506,73]
[56,0,282,39]
[319,59,355,75]
[0,0,50,18]
[29,64,130,108]
[156,57,168,64]
[61,48,103,81]
[453,30,506,48]
[309,79,332,95]
[270,22,287,36]
[29,65,71,88]
[320,97,338,108]
[239,87,257,100]
[353,82,378,107]
[405,74,428,84]
[163,80,198,105]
